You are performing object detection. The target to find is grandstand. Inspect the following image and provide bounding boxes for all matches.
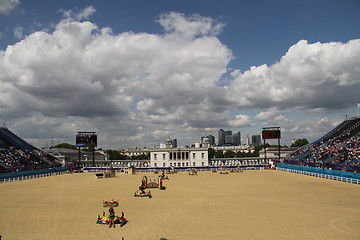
[0,126,62,174]
[285,116,360,172]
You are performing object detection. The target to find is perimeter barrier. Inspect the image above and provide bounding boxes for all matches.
[0,166,68,184]
[276,163,360,184]
[83,166,265,173]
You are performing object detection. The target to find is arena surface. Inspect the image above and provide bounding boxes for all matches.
[0,170,359,240]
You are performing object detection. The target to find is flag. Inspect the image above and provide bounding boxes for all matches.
[358,103,360,108]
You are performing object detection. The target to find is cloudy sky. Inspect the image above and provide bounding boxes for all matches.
[0,0,359,149]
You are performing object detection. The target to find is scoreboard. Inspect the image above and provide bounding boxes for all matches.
[262,129,281,139]
[76,133,97,147]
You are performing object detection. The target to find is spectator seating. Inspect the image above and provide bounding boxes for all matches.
[286,116,360,173]
[0,127,62,173]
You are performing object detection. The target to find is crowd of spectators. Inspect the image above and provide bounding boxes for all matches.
[0,126,64,174]
[331,135,358,164]
[0,146,55,173]
[286,117,359,172]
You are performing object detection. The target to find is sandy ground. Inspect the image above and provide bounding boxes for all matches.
[0,170,360,240]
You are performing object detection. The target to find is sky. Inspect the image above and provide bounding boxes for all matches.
[0,0,359,149]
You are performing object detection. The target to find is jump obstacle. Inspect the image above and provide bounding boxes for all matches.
[141,176,166,190]
[134,174,168,198]
[96,200,127,228]
[95,168,116,179]
[188,168,197,175]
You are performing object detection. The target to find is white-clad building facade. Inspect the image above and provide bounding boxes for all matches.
[149,147,209,168]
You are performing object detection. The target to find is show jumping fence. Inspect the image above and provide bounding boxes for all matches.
[276,163,360,185]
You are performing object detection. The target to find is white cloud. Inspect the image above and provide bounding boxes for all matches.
[153,130,171,140]
[255,107,280,121]
[58,5,96,21]
[76,5,96,20]
[0,10,234,148]
[0,8,358,149]
[227,114,252,128]
[281,116,343,144]
[129,133,144,142]
[228,39,360,111]
[0,0,20,15]
[158,12,225,39]
[13,25,23,39]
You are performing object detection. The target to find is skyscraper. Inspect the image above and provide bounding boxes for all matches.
[251,135,261,147]
[218,129,224,146]
[233,131,241,146]
[172,139,177,148]
[224,130,232,145]
[201,135,215,146]
[218,129,242,146]
[225,134,233,145]
[207,135,215,146]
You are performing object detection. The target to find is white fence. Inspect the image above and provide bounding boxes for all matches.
[132,166,265,173]
[0,171,68,184]
[276,167,360,185]
[83,166,265,173]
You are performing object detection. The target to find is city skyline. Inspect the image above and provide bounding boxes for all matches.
[0,0,359,149]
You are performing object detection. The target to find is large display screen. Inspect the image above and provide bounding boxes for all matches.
[76,133,97,147]
[262,130,281,139]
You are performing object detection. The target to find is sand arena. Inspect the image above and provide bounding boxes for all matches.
[0,170,360,240]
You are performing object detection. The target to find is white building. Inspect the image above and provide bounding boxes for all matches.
[149,147,209,168]
[259,147,297,159]
[121,147,151,157]
[213,145,255,154]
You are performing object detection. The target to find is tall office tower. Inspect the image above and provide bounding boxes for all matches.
[218,129,225,146]
[207,135,215,146]
[233,131,241,146]
[165,137,173,148]
[225,134,233,145]
[251,135,261,147]
[246,135,251,146]
[201,135,215,146]
[224,130,233,145]
[172,139,177,148]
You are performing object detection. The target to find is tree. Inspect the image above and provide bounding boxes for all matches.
[215,150,224,158]
[208,148,216,160]
[52,143,77,149]
[291,139,309,147]
[236,151,258,157]
[254,143,270,153]
[84,146,96,152]
[106,150,126,160]
[131,153,150,160]
[224,150,235,158]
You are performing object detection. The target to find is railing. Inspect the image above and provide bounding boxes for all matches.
[83,166,265,173]
[276,167,360,185]
[0,170,68,184]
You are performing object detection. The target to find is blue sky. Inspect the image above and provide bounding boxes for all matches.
[0,0,359,149]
